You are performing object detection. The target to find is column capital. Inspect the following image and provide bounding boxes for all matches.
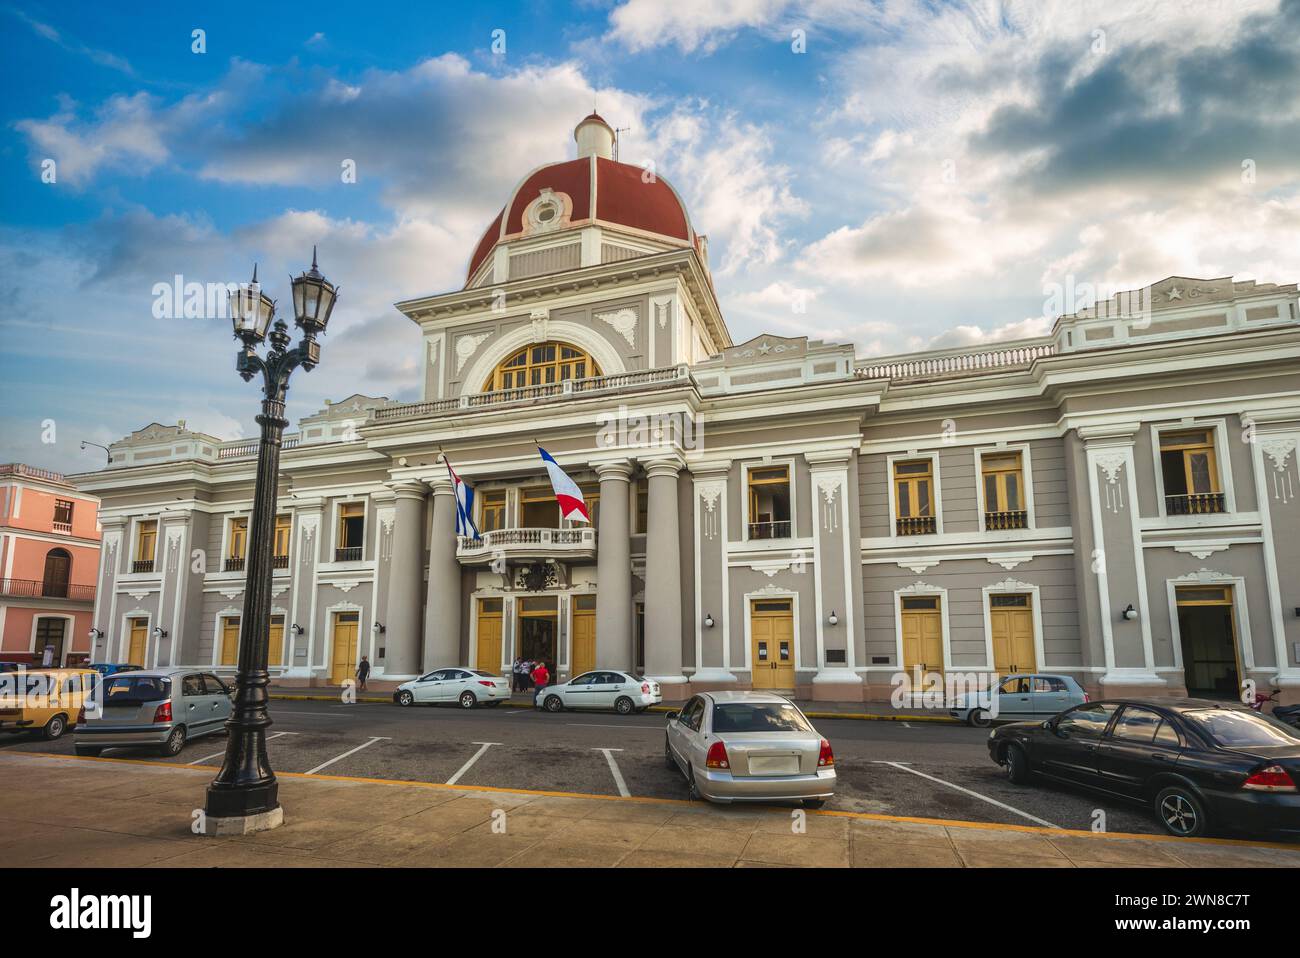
[804,449,854,469]
[424,473,455,495]
[384,479,429,501]
[1076,422,1140,444]
[592,459,634,481]
[642,455,685,479]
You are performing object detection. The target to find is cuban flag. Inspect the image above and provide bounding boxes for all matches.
[445,458,481,538]
[538,446,591,523]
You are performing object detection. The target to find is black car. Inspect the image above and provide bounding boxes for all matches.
[987,698,1300,839]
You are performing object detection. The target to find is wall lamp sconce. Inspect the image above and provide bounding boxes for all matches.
[1122,604,1139,621]
[703,613,714,628]
[291,623,304,635]
[152,627,168,640]
[373,622,386,635]
[828,610,840,626]
[87,628,104,642]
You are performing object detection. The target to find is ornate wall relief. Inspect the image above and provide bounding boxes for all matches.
[1093,450,1127,513]
[698,483,723,540]
[595,308,638,348]
[455,332,492,374]
[1260,437,1297,504]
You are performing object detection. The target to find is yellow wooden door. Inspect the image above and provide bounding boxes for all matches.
[990,605,1036,675]
[901,607,944,676]
[751,600,795,688]
[220,617,240,666]
[268,617,284,667]
[127,618,149,666]
[330,614,359,685]
[476,599,503,672]
[571,595,596,677]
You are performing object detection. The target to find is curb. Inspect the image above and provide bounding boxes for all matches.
[266,692,961,723]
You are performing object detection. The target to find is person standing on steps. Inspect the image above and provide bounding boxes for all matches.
[356,655,371,691]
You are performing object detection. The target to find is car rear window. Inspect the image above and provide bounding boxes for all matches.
[472,670,499,677]
[102,675,171,704]
[1185,709,1300,747]
[712,703,813,733]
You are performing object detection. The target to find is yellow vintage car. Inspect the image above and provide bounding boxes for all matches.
[0,668,98,741]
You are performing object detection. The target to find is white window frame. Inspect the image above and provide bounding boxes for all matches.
[1149,417,1236,518]
[742,458,797,544]
[974,443,1036,533]
[28,613,76,665]
[128,516,160,569]
[742,587,802,674]
[893,581,951,677]
[885,451,944,538]
[1166,572,1255,676]
[331,499,368,561]
[118,610,153,666]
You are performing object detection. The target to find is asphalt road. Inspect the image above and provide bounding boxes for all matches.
[2,697,1170,837]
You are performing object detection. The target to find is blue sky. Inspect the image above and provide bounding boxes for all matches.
[2,0,1298,473]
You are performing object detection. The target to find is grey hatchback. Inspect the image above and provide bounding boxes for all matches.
[74,667,232,757]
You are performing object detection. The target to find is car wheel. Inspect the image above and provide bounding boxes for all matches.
[161,726,186,757]
[1155,785,1208,838]
[664,735,676,769]
[686,765,702,802]
[614,696,634,715]
[396,690,414,707]
[43,713,67,741]
[544,695,564,713]
[458,691,477,709]
[802,799,826,810]
[1004,744,1030,784]
[74,746,102,757]
[968,708,991,728]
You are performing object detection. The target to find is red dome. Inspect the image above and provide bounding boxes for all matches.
[465,155,696,285]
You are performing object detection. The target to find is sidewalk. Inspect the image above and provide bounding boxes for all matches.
[266,684,960,723]
[4,752,1298,868]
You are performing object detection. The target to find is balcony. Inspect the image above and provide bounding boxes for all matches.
[896,516,937,536]
[985,511,1029,531]
[0,577,95,602]
[457,527,597,564]
[223,557,246,573]
[131,559,155,574]
[273,555,290,569]
[334,546,364,563]
[52,520,73,535]
[1167,492,1226,516]
[747,521,792,540]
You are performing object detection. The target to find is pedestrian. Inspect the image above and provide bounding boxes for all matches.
[356,655,371,691]
[511,657,523,692]
[520,657,533,692]
[531,659,550,704]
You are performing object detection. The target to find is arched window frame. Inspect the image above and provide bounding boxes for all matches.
[484,341,601,392]
[42,548,72,598]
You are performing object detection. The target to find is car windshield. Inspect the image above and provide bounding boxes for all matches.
[1185,709,1300,748]
[102,675,171,704]
[712,702,813,733]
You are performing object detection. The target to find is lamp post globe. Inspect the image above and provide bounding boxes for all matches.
[203,251,337,833]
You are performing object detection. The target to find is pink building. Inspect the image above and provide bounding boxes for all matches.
[0,464,100,666]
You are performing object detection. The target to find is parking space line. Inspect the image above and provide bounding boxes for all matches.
[873,760,1060,829]
[305,736,391,775]
[187,731,296,766]
[596,747,630,797]
[446,741,500,785]
[567,723,660,730]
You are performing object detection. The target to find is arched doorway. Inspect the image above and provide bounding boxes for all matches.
[42,548,71,598]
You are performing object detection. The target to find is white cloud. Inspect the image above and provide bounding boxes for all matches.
[607,0,795,53]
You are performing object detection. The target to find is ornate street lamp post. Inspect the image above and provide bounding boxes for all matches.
[203,250,338,833]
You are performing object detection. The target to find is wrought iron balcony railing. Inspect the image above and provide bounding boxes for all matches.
[223,557,246,572]
[1166,492,1226,515]
[985,510,1029,531]
[334,546,363,562]
[896,515,937,536]
[131,559,155,574]
[0,577,95,601]
[747,520,792,540]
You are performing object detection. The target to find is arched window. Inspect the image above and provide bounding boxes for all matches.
[42,548,71,598]
[484,342,601,392]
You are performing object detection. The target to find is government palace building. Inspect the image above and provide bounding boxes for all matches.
[73,114,1300,705]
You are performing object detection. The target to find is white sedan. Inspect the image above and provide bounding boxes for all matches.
[394,668,510,709]
[537,670,662,715]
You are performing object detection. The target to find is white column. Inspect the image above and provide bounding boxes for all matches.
[595,460,633,669]
[643,456,686,686]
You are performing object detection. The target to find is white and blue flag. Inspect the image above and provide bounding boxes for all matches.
[445,458,481,538]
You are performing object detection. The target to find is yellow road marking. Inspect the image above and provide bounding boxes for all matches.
[7,750,1298,853]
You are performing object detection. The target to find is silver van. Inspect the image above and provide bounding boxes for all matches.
[74,667,232,757]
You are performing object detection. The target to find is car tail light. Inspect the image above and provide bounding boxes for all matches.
[1243,764,1297,792]
[818,739,835,767]
[641,683,650,694]
[705,741,730,769]
[152,701,172,724]
[478,681,495,688]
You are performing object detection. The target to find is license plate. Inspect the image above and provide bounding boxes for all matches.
[749,756,799,775]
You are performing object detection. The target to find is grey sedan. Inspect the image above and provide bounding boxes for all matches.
[950,673,1088,727]
[665,691,836,807]
[74,667,232,757]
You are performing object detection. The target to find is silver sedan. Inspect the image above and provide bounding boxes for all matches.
[665,691,836,807]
